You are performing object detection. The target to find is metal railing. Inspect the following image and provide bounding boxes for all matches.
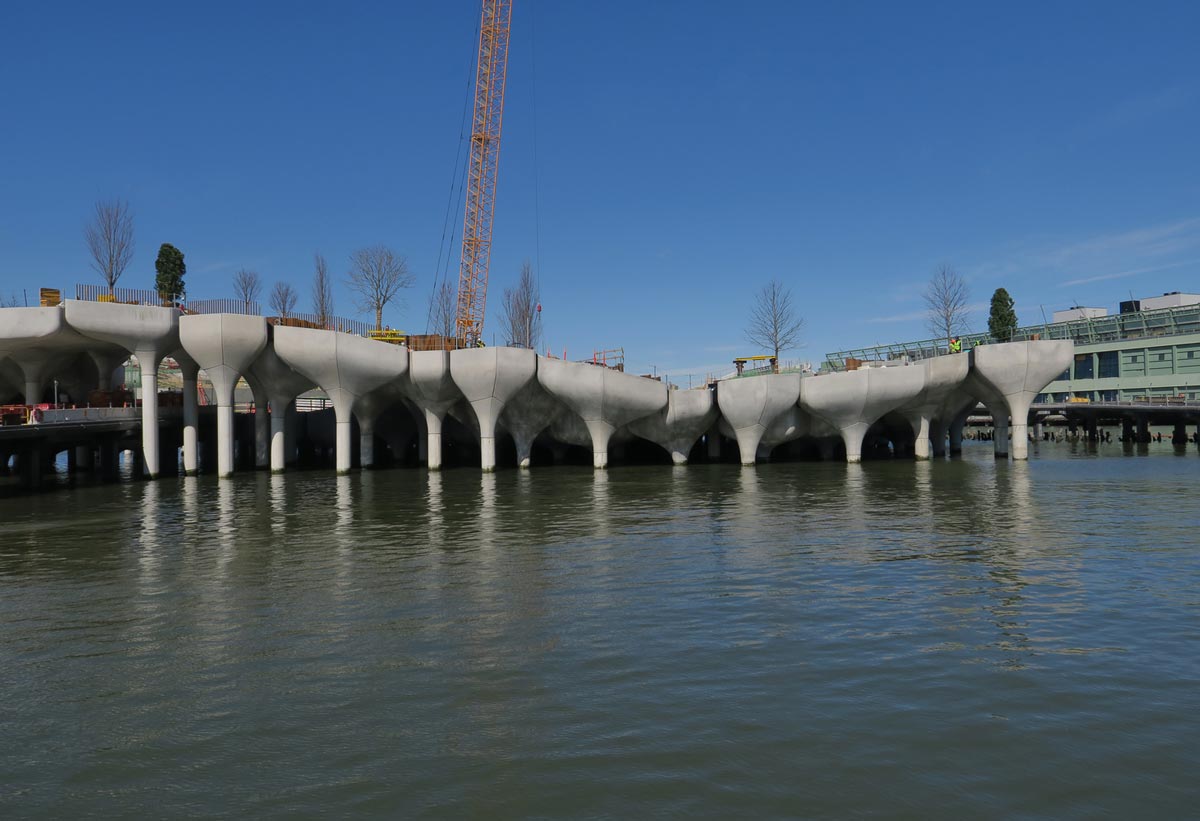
[825,303,1200,371]
[187,298,262,316]
[72,286,381,336]
[271,312,374,337]
[75,283,170,305]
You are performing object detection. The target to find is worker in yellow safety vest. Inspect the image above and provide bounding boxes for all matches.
[949,337,962,353]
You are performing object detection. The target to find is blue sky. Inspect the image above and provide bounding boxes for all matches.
[2,1,1198,381]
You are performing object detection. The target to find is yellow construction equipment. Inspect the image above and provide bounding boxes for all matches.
[368,329,408,346]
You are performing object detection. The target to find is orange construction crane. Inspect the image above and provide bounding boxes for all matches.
[455,0,514,348]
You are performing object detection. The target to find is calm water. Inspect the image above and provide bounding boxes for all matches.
[2,442,1198,818]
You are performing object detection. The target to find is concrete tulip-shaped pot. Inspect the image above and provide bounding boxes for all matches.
[247,340,316,472]
[969,340,1073,460]
[627,387,717,465]
[715,372,800,465]
[538,356,668,468]
[401,350,463,470]
[451,347,537,471]
[896,353,968,460]
[499,380,567,467]
[179,314,269,478]
[802,366,925,463]
[273,326,408,473]
[65,300,181,478]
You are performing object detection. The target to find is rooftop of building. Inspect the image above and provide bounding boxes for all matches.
[824,289,1200,371]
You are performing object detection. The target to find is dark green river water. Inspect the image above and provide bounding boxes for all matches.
[2,442,1198,818]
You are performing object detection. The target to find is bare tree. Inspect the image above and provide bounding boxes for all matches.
[428,279,457,338]
[346,245,414,331]
[232,269,262,313]
[923,264,971,343]
[311,253,334,328]
[1,292,20,307]
[270,281,298,320]
[84,199,135,296]
[499,261,541,349]
[746,279,804,365]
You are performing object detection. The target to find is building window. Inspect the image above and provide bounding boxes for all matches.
[1074,354,1094,380]
[1098,351,1119,378]
[1157,353,1168,362]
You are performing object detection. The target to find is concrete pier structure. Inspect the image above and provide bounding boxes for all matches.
[1,304,1078,486]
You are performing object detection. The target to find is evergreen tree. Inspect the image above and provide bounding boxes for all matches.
[155,243,186,303]
[988,287,1017,341]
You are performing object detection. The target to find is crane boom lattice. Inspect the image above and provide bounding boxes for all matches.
[455,0,513,348]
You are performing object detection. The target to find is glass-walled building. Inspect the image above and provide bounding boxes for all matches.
[825,290,1200,403]
[1031,293,1200,403]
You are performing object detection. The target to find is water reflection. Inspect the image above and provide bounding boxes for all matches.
[216,480,235,571]
[425,471,444,547]
[334,474,353,536]
[590,469,610,540]
[269,473,286,534]
[138,479,159,552]
[478,471,497,552]
[332,475,354,598]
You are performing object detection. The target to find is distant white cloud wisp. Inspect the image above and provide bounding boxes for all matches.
[1058,258,1200,287]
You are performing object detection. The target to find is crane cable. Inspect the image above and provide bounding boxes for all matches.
[530,0,544,343]
[426,12,481,335]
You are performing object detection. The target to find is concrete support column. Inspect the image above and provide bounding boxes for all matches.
[335,417,353,474]
[930,421,946,457]
[74,444,93,473]
[423,408,444,470]
[909,414,932,461]
[23,373,44,406]
[359,418,376,469]
[269,399,288,473]
[480,437,497,471]
[1137,417,1150,444]
[670,447,689,466]
[1122,418,1135,443]
[514,434,534,468]
[216,404,235,478]
[1173,421,1188,445]
[840,422,871,464]
[586,420,616,469]
[1033,420,1043,441]
[1008,397,1032,461]
[251,388,270,470]
[181,374,199,476]
[949,410,969,456]
[993,414,1010,458]
[136,348,163,479]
